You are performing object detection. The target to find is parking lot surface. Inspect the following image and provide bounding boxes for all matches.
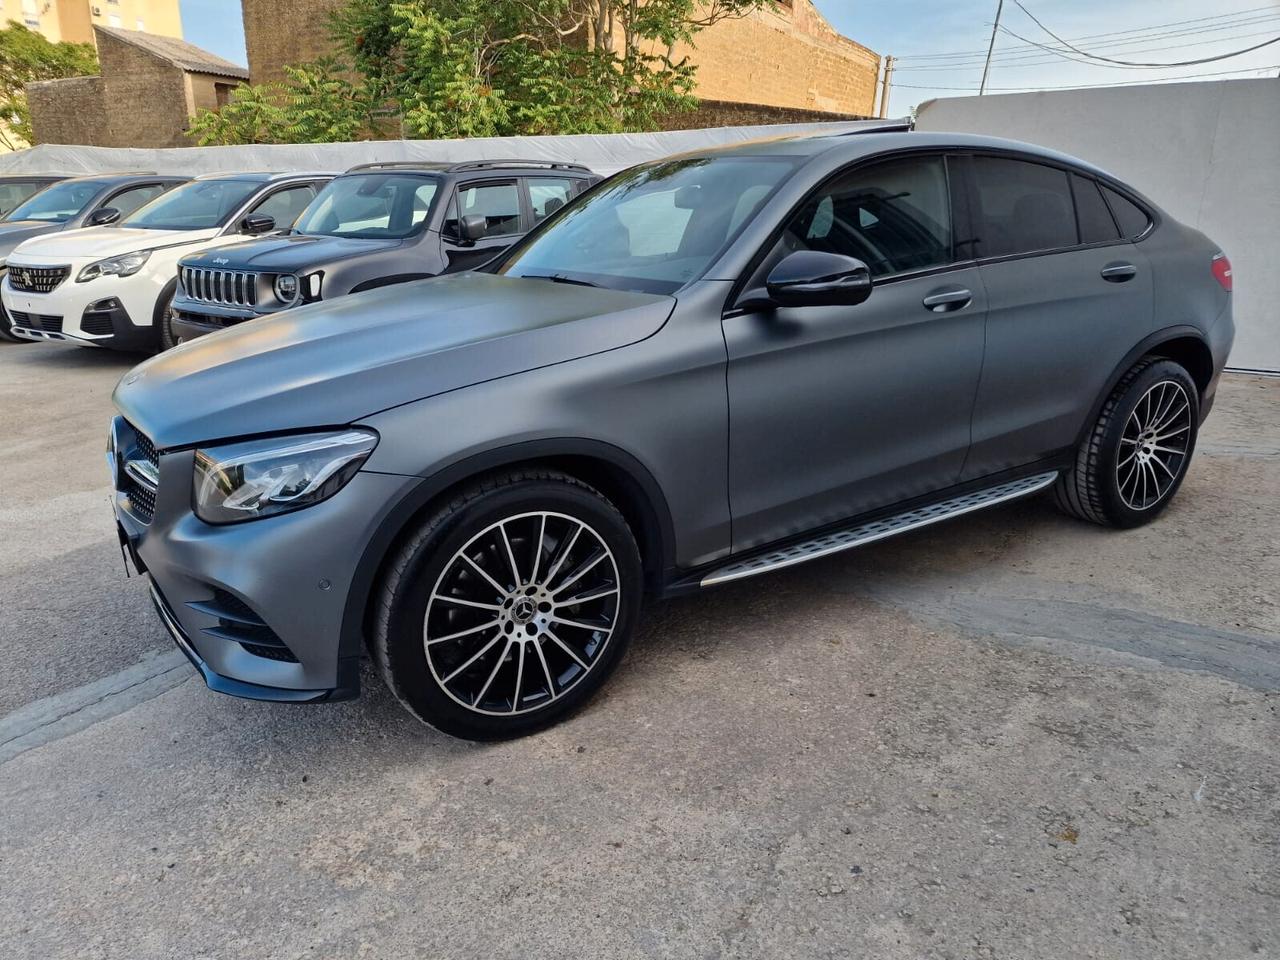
[2,340,1277,959]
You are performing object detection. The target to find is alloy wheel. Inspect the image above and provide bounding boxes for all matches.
[1116,379,1192,511]
[424,511,621,716]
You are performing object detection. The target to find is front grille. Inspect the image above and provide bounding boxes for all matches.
[182,267,258,307]
[9,311,63,332]
[9,265,69,293]
[188,590,299,663]
[116,420,160,524]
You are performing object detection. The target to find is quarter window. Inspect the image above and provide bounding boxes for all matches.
[1071,174,1120,244]
[529,178,574,223]
[1101,185,1152,239]
[970,157,1077,258]
[778,156,953,278]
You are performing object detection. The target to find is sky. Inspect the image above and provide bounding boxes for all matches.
[812,0,1280,116]
[178,0,1280,117]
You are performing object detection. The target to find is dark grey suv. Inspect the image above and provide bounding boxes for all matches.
[110,131,1233,740]
[168,160,598,344]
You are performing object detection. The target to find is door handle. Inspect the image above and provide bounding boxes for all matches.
[1101,262,1137,283]
[922,287,973,312]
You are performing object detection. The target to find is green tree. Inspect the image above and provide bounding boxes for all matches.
[191,0,765,145]
[0,20,98,149]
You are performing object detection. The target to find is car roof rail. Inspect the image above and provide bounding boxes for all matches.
[343,161,452,173]
[835,119,915,135]
[446,159,593,173]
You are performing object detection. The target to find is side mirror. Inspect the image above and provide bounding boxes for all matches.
[86,207,120,227]
[239,213,276,235]
[765,250,872,308]
[459,214,488,243]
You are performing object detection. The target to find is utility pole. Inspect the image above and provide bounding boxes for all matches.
[979,0,1004,95]
[878,55,895,118]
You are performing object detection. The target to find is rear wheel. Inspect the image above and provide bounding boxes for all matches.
[1055,358,1199,528]
[372,469,642,741]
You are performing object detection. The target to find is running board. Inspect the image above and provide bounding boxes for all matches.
[701,471,1059,587]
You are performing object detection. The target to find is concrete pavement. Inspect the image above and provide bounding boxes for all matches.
[1,339,1277,959]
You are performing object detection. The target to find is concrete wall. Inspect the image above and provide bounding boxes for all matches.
[241,0,879,119]
[917,80,1280,373]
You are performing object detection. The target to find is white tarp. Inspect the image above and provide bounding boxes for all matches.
[0,119,893,178]
[917,79,1280,373]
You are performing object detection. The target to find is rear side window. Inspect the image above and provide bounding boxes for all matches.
[779,155,953,278]
[1071,174,1120,244]
[1101,185,1152,239]
[970,157,1077,258]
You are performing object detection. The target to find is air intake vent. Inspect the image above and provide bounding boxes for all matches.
[187,590,299,662]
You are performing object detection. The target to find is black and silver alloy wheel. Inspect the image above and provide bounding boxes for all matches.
[1115,379,1192,511]
[425,511,620,716]
[1055,357,1200,529]
[373,470,642,741]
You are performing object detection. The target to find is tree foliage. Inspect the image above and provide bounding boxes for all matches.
[191,0,766,145]
[0,20,98,149]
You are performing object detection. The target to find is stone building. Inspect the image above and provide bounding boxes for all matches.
[26,26,248,147]
[241,0,880,123]
[11,0,182,45]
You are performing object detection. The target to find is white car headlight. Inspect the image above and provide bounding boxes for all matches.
[77,250,152,282]
[192,429,378,524]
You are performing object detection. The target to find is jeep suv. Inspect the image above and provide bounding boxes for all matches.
[166,160,599,346]
[110,131,1233,740]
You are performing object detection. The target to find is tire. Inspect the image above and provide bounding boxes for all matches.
[1055,357,1199,528]
[155,279,179,351]
[372,469,643,741]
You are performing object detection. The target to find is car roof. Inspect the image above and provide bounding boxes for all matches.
[191,171,338,183]
[48,172,189,186]
[662,127,1124,184]
[0,174,69,182]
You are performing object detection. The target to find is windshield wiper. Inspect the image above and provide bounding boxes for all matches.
[520,273,600,288]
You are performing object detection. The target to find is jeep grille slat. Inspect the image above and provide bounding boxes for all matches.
[183,266,259,307]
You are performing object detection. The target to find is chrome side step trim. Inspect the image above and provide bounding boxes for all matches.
[701,471,1059,587]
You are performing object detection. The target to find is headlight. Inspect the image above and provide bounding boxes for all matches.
[192,429,378,524]
[77,250,151,282]
[274,273,300,304]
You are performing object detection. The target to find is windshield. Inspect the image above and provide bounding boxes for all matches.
[498,156,798,294]
[5,179,109,223]
[293,173,440,239]
[0,181,54,218]
[123,179,262,231]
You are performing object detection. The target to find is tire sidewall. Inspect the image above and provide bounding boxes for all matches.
[1097,360,1199,527]
[382,480,642,740]
[155,280,178,352]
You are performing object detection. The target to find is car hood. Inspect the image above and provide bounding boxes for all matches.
[114,272,675,450]
[180,233,402,273]
[0,220,60,256]
[9,226,220,262]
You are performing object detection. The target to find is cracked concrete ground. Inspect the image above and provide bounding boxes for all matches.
[1,341,1277,959]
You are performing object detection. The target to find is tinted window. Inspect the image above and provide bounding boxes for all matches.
[449,182,521,238]
[529,177,574,223]
[1071,174,1119,244]
[971,157,1077,257]
[250,184,318,228]
[1102,185,1152,239]
[123,179,262,230]
[293,174,439,239]
[780,156,952,278]
[106,183,167,218]
[499,156,797,294]
[6,179,110,222]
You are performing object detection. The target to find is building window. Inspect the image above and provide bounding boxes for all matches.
[108,13,121,26]
[136,17,144,29]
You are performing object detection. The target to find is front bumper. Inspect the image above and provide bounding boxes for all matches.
[110,419,422,700]
[169,294,266,343]
[2,272,158,350]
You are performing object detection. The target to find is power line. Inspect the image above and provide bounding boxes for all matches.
[891,63,1280,91]
[893,4,1279,61]
[1007,0,1280,67]
[896,26,1280,72]
[893,17,1280,71]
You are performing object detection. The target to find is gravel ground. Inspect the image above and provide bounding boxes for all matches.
[1,340,1277,959]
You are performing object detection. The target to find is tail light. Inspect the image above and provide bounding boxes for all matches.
[1211,253,1232,292]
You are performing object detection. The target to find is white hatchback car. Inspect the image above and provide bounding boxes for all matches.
[3,171,332,351]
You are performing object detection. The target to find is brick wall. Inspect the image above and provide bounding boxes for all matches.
[26,76,107,146]
[666,98,866,130]
[243,0,347,86]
